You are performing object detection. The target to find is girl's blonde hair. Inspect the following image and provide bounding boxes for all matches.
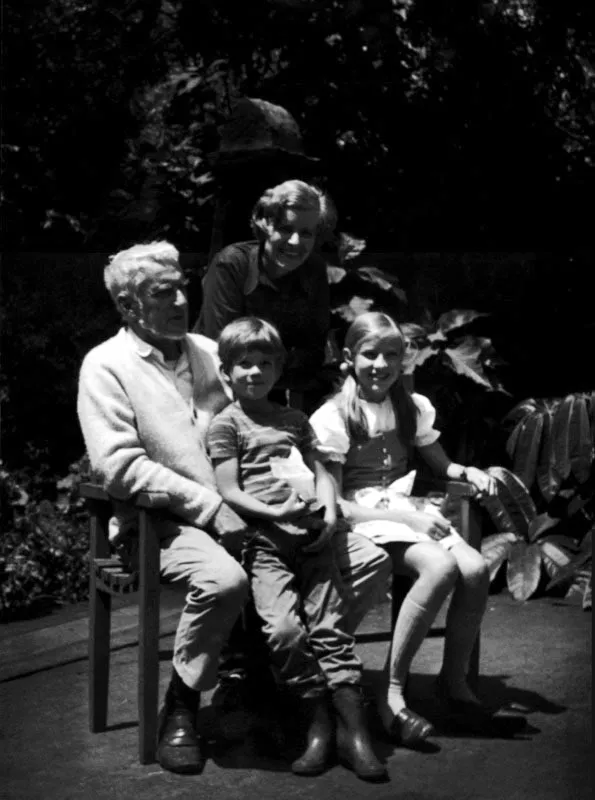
[337,311,418,444]
[250,179,336,242]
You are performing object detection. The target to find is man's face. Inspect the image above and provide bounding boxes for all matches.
[262,207,319,279]
[126,263,189,344]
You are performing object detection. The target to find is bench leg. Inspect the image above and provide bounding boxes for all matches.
[89,585,111,732]
[138,510,161,764]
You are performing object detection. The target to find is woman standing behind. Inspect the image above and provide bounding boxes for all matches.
[310,311,503,747]
[195,179,336,410]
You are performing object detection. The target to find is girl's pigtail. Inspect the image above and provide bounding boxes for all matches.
[389,378,419,446]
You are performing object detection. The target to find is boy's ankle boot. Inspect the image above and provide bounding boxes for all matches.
[332,685,388,783]
[157,669,205,774]
[291,694,334,776]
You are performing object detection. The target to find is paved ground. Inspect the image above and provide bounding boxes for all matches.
[0,589,591,800]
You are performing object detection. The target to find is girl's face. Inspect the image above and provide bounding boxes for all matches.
[345,332,404,402]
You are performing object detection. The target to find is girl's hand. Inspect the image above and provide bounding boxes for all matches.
[302,508,337,554]
[272,490,308,521]
[397,509,452,540]
[465,467,498,496]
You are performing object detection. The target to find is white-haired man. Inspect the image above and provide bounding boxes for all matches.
[77,241,250,774]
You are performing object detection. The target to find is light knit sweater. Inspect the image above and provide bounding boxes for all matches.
[77,327,231,529]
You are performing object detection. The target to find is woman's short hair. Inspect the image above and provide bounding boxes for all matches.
[250,179,337,243]
[104,240,180,306]
[218,317,286,374]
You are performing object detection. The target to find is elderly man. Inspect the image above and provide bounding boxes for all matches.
[77,240,391,775]
[77,241,251,774]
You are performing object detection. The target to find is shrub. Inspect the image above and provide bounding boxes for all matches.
[0,456,91,620]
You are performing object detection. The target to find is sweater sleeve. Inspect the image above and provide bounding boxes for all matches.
[77,351,222,528]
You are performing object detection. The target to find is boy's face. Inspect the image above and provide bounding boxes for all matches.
[225,349,282,402]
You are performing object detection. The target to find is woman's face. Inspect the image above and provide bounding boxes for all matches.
[262,207,319,279]
[346,332,404,402]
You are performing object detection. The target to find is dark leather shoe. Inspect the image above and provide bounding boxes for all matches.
[157,709,206,774]
[386,707,435,747]
[436,678,527,736]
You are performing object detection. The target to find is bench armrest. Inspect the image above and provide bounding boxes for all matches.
[412,477,478,498]
[79,481,171,509]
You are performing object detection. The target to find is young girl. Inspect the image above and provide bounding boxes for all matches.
[309,311,497,747]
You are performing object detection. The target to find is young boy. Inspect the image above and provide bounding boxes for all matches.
[206,317,386,782]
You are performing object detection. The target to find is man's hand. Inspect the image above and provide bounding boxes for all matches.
[209,502,249,556]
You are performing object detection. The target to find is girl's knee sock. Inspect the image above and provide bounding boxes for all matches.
[381,591,444,722]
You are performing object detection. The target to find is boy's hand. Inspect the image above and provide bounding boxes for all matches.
[465,466,498,496]
[209,502,249,556]
[272,490,309,522]
[302,506,337,554]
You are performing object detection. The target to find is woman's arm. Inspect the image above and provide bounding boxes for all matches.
[212,457,307,522]
[417,441,497,495]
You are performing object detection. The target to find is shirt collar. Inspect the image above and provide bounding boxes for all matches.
[244,242,312,296]
[126,327,187,365]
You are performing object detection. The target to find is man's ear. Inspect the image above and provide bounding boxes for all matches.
[116,292,137,322]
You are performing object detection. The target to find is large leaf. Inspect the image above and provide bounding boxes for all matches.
[505,418,523,460]
[444,337,497,390]
[477,492,518,535]
[502,398,539,428]
[436,309,490,334]
[568,394,593,485]
[528,512,560,542]
[512,411,544,492]
[506,540,542,602]
[545,545,592,591]
[551,395,574,482]
[486,466,537,538]
[537,406,563,502]
[481,531,519,582]
[540,538,574,582]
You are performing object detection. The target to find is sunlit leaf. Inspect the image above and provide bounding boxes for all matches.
[486,466,537,537]
[506,540,542,601]
[326,264,347,284]
[354,267,407,303]
[436,309,490,334]
[444,339,495,390]
[334,296,374,321]
[502,398,539,428]
[481,531,518,582]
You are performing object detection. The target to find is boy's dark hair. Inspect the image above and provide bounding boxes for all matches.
[218,317,287,373]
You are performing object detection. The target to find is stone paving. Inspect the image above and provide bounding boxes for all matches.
[0,590,591,800]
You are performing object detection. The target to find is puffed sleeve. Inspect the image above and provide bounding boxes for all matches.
[309,400,350,463]
[412,392,441,447]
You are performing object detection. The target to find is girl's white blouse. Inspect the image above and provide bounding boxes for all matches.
[310,392,440,463]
